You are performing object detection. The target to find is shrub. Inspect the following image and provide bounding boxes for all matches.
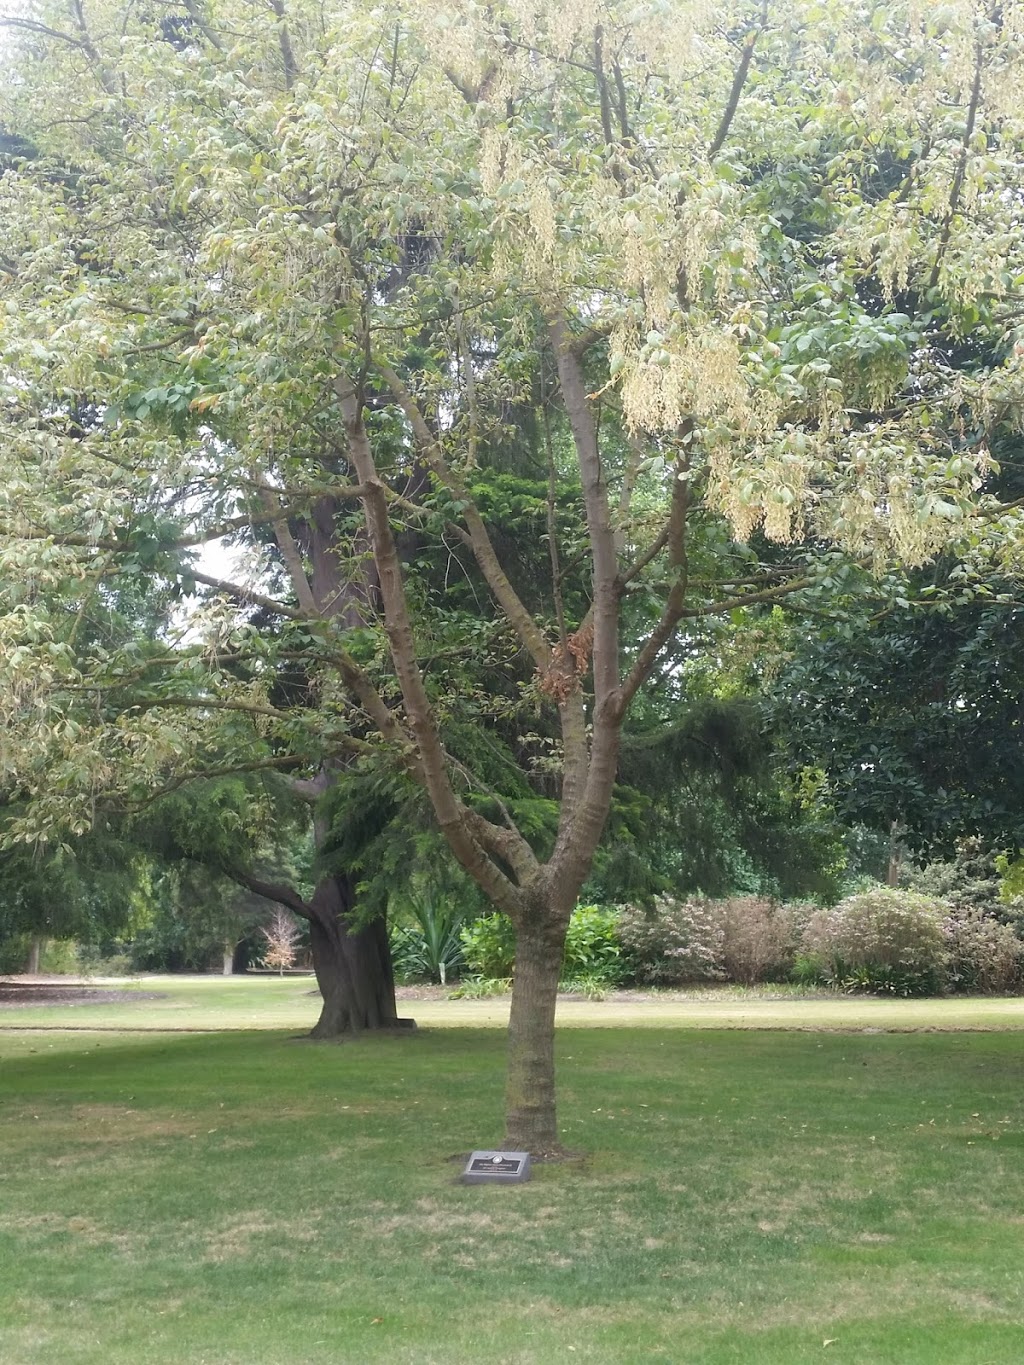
[830,961,942,997]
[80,950,133,977]
[390,897,467,985]
[39,939,79,975]
[791,952,826,987]
[447,975,512,999]
[562,904,625,985]
[459,914,516,979]
[460,904,627,986]
[910,841,1004,915]
[0,933,31,974]
[616,897,725,985]
[560,972,612,1001]
[943,908,1024,995]
[802,887,948,996]
[716,897,796,984]
[783,900,821,942]
[71,943,133,976]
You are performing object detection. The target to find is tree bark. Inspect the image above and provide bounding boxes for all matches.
[275,493,407,1035]
[307,870,402,1036]
[503,904,571,1152]
[222,943,234,976]
[231,844,405,1033]
[887,820,903,888]
[26,936,43,974]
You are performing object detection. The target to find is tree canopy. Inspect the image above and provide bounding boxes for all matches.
[2,0,1024,1147]
[771,584,1024,857]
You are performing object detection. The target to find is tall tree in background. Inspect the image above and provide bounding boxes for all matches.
[2,1,1023,1149]
[770,582,1024,858]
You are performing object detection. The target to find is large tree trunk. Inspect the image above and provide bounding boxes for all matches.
[503,907,571,1153]
[307,870,403,1037]
[284,497,408,1036]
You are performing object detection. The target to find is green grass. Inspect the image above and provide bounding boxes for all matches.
[4,973,1024,1033]
[3,988,1024,1361]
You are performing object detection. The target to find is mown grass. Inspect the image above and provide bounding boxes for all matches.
[4,972,1024,1033]
[2,1007,1024,1363]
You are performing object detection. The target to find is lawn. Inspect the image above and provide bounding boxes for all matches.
[4,973,1024,1033]
[2,985,1024,1362]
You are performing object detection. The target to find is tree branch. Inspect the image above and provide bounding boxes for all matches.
[227,868,312,919]
[620,522,670,589]
[548,315,623,883]
[929,34,985,290]
[336,375,532,913]
[615,432,692,715]
[190,572,310,621]
[682,572,818,618]
[708,4,765,159]
[121,755,310,809]
[70,0,117,95]
[287,775,325,804]
[543,398,569,646]
[12,502,362,557]
[0,15,87,51]
[74,569,411,763]
[548,316,619,709]
[267,0,298,89]
[130,696,299,722]
[182,0,223,51]
[593,25,619,159]
[377,362,553,672]
[258,487,319,616]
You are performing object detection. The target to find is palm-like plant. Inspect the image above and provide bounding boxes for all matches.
[389,895,467,986]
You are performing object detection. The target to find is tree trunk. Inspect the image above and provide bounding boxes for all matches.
[26,936,43,974]
[222,943,234,976]
[307,871,403,1037]
[503,909,570,1153]
[887,820,902,888]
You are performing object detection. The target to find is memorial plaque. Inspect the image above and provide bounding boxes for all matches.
[460,1150,532,1184]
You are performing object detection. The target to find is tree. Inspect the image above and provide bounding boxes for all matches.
[126,777,315,973]
[604,605,854,906]
[770,584,1024,858]
[2,1,1024,1150]
[0,823,150,971]
[260,906,302,974]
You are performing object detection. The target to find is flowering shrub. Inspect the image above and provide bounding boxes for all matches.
[801,888,948,995]
[616,897,725,984]
[717,897,797,984]
[943,908,1024,995]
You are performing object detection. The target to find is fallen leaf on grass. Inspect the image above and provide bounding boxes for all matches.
[371,1317,384,1326]
[823,1339,838,1348]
